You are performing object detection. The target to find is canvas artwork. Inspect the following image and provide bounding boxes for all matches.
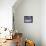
[24,16,33,23]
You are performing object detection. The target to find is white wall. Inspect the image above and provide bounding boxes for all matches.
[41,0,46,46]
[13,0,41,46]
[0,0,16,30]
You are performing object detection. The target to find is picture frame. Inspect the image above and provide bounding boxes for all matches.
[24,16,33,23]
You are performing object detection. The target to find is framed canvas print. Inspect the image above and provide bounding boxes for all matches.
[24,16,33,23]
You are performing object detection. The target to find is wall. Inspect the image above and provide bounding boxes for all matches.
[13,0,41,46]
[41,0,46,46]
